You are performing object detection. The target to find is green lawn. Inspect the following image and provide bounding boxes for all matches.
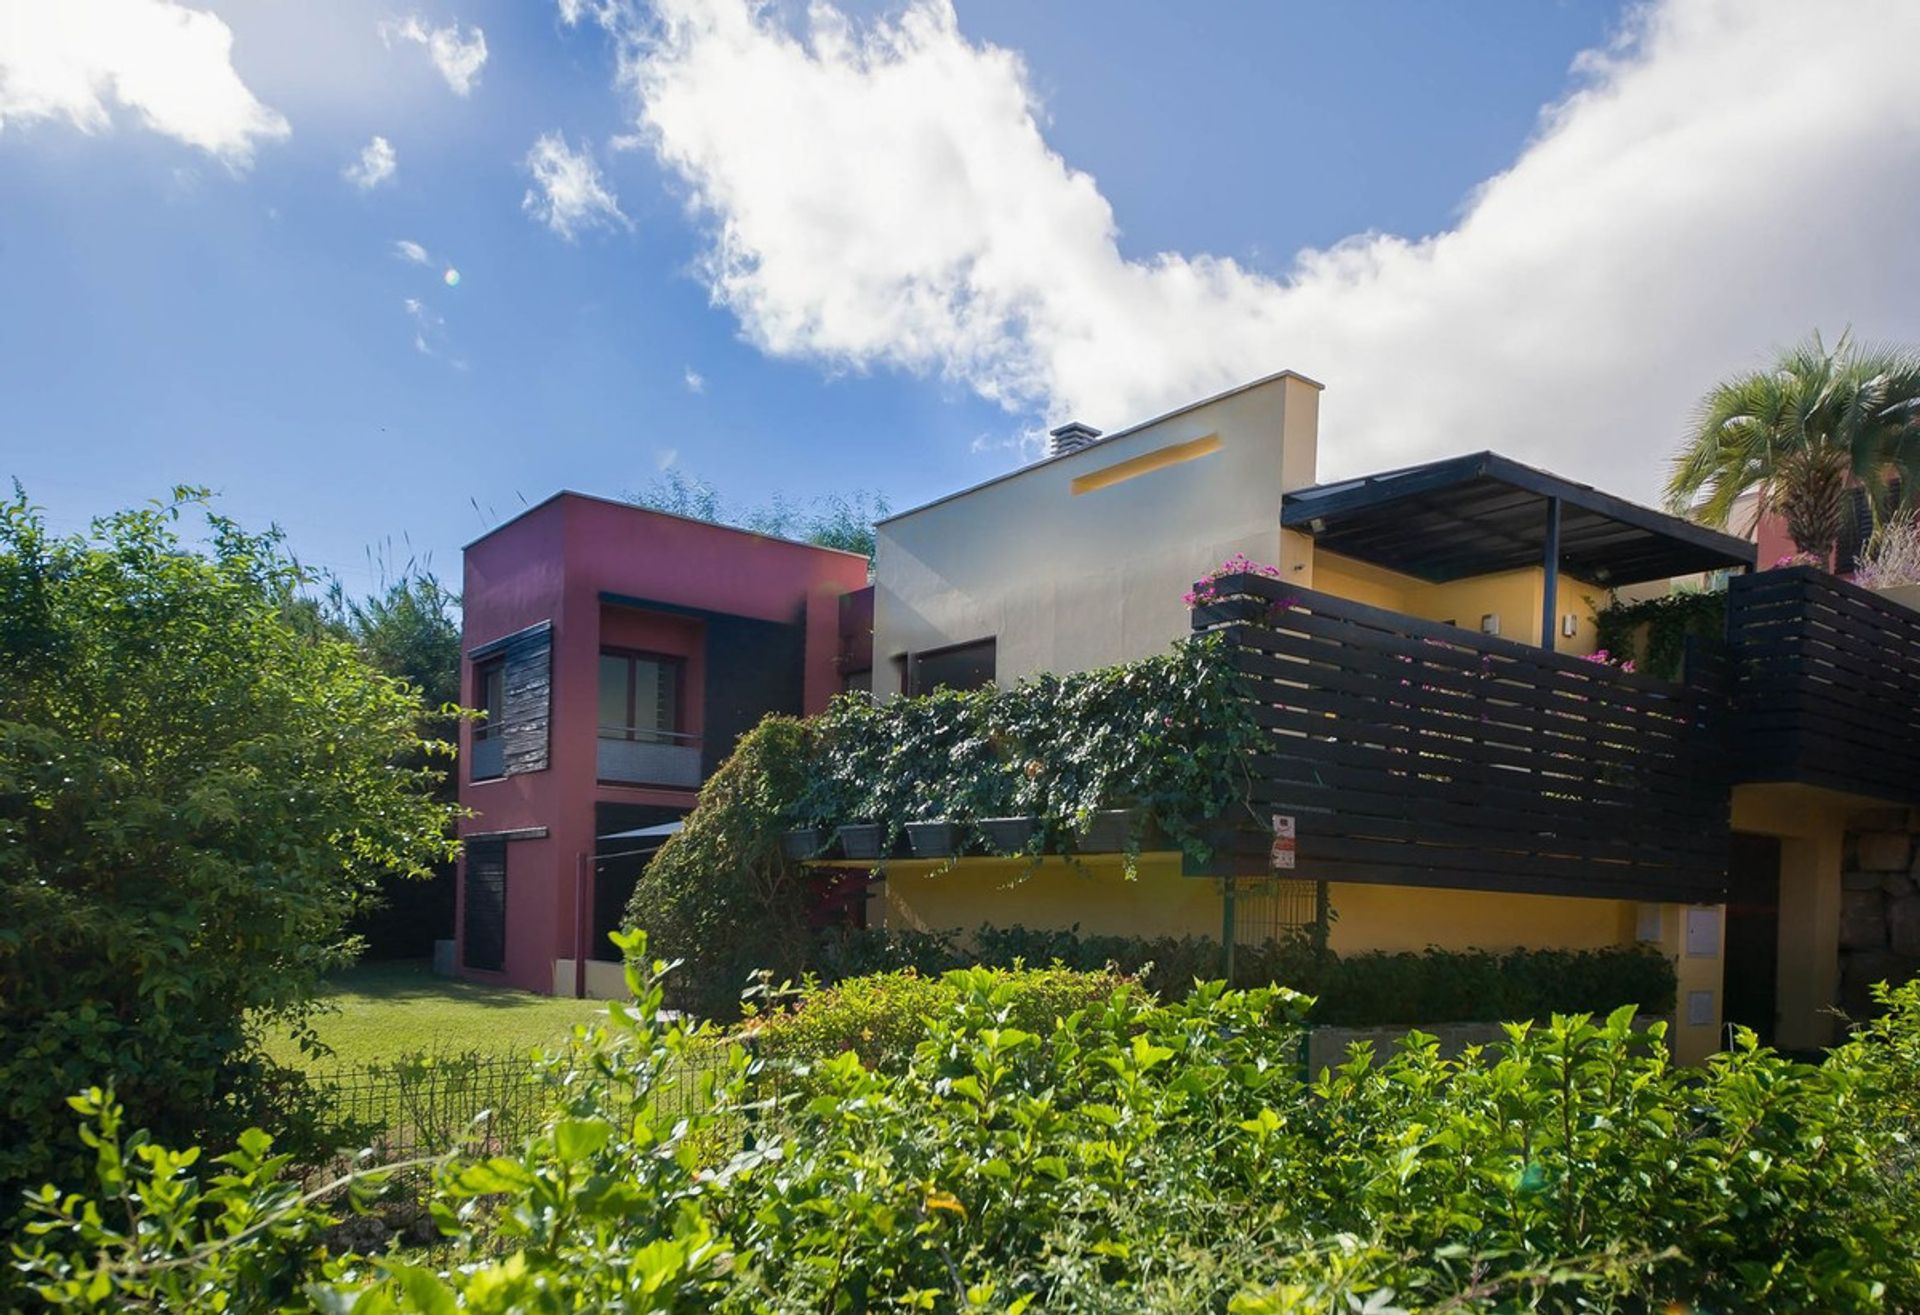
[260,959,615,1073]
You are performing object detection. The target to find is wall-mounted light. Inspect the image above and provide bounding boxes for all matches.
[1308,517,1327,534]
[1480,613,1500,636]
[1562,614,1579,637]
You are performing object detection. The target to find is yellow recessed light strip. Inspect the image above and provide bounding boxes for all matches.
[1069,432,1222,495]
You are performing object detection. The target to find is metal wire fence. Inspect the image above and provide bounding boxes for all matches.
[293,1046,729,1183]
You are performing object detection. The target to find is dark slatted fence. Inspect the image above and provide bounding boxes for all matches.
[1726,566,1920,803]
[1193,573,1731,902]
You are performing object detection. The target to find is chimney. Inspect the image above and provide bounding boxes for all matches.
[1047,420,1103,458]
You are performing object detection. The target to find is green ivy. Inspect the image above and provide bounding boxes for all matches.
[798,635,1262,868]
[1591,589,1726,680]
[628,640,1262,1019]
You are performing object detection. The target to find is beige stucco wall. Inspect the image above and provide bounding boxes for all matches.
[552,957,630,1001]
[872,371,1322,686]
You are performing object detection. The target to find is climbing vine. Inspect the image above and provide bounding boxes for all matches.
[628,638,1264,1015]
[1591,589,1726,680]
[796,635,1262,869]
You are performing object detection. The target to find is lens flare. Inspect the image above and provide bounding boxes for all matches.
[443,268,461,287]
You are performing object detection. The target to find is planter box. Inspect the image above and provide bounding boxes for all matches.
[905,820,963,858]
[1077,808,1143,853]
[835,823,889,861]
[1871,582,1920,615]
[977,816,1041,854]
[781,827,825,861]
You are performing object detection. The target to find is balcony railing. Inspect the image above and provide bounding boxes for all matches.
[596,726,703,789]
[1725,565,1920,803]
[1192,573,1731,903]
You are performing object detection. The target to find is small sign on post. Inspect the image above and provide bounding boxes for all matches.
[1270,814,1296,870]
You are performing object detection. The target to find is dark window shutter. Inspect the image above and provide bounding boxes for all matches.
[463,839,508,972]
[500,623,552,775]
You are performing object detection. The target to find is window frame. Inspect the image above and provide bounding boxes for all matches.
[597,647,688,744]
[472,657,506,742]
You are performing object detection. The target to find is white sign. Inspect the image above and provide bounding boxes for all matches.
[1270,814,1295,839]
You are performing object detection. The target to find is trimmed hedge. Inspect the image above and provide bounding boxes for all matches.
[745,965,1131,1069]
[813,924,1678,1027]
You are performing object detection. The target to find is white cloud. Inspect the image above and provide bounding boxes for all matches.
[345,133,396,189]
[586,0,1920,500]
[393,237,431,265]
[380,14,487,96]
[521,130,629,240]
[682,366,705,393]
[0,0,289,165]
[402,295,464,367]
[655,446,678,469]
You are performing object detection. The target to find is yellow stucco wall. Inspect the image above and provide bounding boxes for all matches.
[1312,552,1602,657]
[1323,883,1635,954]
[882,859,1722,1061]
[880,853,1225,941]
[1729,782,1864,1051]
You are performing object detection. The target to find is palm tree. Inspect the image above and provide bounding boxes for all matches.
[1666,331,1920,561]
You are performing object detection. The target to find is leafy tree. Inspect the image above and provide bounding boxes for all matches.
[283,557,464,959]
[1666,330,1920,560]
[0,490,458,1196]
[628,471,892,563]
[320,565,461,715]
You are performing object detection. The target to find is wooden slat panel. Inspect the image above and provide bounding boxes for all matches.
[1194,572,1732,902]
[1726,566,1920,803]
[499,623,552,776]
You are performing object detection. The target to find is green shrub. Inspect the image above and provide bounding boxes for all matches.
[623,717,818,1020]
[828,925,1678,1027]
[745,964,1131,1069]
[14,947,1920,1313]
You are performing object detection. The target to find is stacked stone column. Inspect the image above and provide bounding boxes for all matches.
[1839,827,1920,1016]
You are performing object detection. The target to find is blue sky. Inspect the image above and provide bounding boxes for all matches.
[5,0,1920,592]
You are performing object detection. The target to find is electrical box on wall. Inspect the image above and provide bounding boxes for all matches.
[1635,903,1663,943]
[1687,989,1715,1027]
[1685,906,1721,958]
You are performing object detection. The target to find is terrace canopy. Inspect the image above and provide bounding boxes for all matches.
[1283,452,1756,649]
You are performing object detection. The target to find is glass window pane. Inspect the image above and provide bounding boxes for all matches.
[477,663,505,740]
[631,659,662,738]
[599,654,629,736]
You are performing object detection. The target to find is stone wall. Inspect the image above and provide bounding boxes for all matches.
[1840,827,1920,1016]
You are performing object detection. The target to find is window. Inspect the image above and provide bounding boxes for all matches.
[910,638,996,695]
[598,650,684,743]
[463,838,507,972]
[473,660,505,739]
[466,621,552,779]
[470,658,506,780]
